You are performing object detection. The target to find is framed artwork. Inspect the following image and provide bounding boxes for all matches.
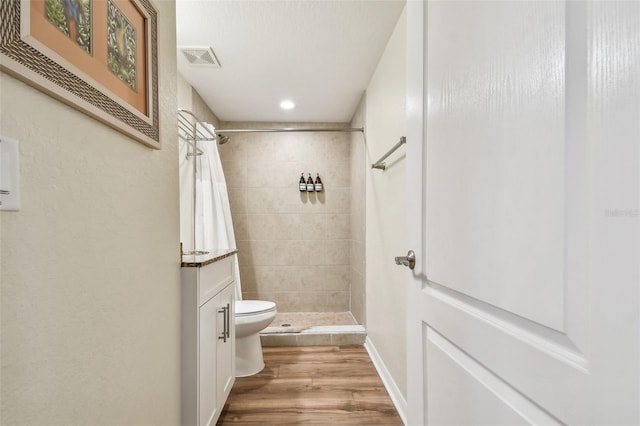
[0,0,160,149]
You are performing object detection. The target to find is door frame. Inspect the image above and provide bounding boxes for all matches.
[405,0,427,424]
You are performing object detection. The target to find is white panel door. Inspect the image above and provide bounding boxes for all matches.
[406,1,639,424]
[216,284,235,409]
[199,297,218,426]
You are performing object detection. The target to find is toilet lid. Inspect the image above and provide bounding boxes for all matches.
[235,300,276,316]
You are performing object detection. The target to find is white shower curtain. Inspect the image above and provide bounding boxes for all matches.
[178,134,194,250]
[194,123,242,300]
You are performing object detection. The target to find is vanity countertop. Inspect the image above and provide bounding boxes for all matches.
[181,249,238,267]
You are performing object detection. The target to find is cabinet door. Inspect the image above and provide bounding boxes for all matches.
[198,298,220,426]
[216,283,236,408]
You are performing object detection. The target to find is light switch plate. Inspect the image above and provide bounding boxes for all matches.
[0,136,20,211]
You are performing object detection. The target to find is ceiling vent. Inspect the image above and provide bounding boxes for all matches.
[179,47,221,67]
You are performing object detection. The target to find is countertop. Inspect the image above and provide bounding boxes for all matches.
[181,249,238,267]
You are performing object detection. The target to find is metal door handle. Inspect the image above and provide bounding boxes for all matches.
[218,306,227,342]
[395,250,416,270]
[225,303,230,339]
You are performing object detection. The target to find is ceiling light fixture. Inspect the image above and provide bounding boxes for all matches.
[280,100,295,110]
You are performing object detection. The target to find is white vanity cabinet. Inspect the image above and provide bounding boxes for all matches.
[181,253,236,426]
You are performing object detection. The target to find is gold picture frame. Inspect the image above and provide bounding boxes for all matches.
[0,0,159,149]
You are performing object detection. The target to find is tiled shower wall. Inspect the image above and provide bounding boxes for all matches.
[218,122,353,314]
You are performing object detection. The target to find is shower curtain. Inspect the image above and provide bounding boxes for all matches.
[179,132,194,250]
[194,123,242,300]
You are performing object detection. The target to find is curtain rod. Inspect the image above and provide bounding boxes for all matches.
[215,127,364,134]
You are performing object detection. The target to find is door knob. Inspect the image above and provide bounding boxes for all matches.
[395,250,416,270]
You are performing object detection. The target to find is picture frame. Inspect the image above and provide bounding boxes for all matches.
[0,0,160,149]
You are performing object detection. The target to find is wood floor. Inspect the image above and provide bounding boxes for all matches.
[218,345,403,425]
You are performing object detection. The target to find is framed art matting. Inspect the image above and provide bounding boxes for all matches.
[0,0,160,149]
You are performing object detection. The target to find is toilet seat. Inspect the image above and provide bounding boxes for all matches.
[235,300,276,317]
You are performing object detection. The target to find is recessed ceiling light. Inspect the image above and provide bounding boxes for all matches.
[280,100,295,110]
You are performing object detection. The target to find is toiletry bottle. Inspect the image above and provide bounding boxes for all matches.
[314,173,323,192]
[299,173,307,192]
[306,173,315,192]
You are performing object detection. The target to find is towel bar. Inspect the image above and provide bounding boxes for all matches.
[372,136,406,170]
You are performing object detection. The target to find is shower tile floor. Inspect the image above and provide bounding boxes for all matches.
[260,312,365,346]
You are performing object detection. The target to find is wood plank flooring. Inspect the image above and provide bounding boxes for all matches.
[217,345,403,425]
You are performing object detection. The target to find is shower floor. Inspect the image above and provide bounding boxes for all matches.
[260,312,365,347]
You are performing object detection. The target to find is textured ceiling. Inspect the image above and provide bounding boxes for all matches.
[176,0,405,123]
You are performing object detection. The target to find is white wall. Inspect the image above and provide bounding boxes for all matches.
[364,7,407,398]
[178,73,195,251]
[0,1,181,424]
[178,73,194,112]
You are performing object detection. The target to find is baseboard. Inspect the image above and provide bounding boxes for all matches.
[364,337,407,425]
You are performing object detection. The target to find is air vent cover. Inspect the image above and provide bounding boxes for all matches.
[179,47,221,67]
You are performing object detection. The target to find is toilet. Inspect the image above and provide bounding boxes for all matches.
[234,300,277,377]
